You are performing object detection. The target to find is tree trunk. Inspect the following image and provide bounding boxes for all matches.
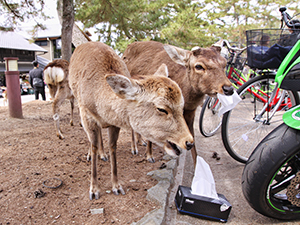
[61,0,74,62]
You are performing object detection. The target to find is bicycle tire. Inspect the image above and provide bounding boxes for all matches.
[199,96,222,137]
[221,74,300,163]
[242,123,300,220]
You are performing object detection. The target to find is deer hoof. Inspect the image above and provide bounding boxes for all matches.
[70,120,74,126]
[112,187,125,195]
[112,188,119,195]
[119,187,125,195]
[87,154,91,161]
[57,134,65,140]
[147,157,155,163]
[89,191,100,200]
[131,149,138,155]
[100,156,108,162]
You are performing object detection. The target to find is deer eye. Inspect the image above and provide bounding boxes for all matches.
[195,64,204,71]
[157,108,168,115]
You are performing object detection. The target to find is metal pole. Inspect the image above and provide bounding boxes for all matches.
[4,57,23,119]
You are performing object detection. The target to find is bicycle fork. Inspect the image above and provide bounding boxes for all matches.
[253,83,288,124]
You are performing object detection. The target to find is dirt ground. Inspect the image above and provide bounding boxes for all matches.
[0,100,167,225]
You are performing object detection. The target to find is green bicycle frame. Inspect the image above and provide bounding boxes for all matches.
[277,39,300,129]
[275,39,300,87]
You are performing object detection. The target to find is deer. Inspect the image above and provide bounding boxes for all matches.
[44,59,109,161]
[122,41,234,165]
[2,89,8,106]
[68,41,194,200]
[43,60,75,138]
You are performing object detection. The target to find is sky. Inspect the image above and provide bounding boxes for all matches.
[15,1,97,41]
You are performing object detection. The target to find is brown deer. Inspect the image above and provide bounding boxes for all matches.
[2,89,8,106]
[43,60,111,160]
[123,41,234,165]
[68,42,194,200]
[43,60,76,139]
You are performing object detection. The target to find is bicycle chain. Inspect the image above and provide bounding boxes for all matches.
[287,171,300,207]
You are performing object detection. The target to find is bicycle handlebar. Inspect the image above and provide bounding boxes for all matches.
[222,40,247,53]
[279,7,300,29]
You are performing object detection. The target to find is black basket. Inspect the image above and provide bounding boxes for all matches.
[246,29,297,69]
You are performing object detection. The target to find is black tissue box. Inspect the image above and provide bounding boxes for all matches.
[175,185,232,223]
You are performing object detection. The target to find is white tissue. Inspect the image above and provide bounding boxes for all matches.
[191,156,219,199]
[217,91,242,117]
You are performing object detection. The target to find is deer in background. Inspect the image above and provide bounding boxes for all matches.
[123,41,234,165]
[43,59,76,140]
[2,89,8,106]
[69,42,194,200]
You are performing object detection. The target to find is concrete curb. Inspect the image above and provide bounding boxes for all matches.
[131,149,189,225]
[131,154,181,225]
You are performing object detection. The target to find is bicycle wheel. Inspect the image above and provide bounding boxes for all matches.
[199,96,222,137]
[221,74,300,163]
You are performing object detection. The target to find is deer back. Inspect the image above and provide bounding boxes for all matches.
[123,41,232,111]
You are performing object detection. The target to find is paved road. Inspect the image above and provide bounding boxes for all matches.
[165,107,300,225]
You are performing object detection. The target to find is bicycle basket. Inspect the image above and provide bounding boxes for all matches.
[246,29,298,69]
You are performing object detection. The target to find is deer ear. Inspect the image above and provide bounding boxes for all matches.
[212,39,224,48]
[211,45,222,53]
[153,63,169,77]
[105,74,139,100]
[164,45,192,67]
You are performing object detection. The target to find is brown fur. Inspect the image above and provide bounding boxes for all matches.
[43,59,76,140]
[123,41,233,164]
[68,42,193,200]
[2,90,7,106]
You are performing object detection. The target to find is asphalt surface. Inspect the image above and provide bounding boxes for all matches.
[164,107,300,225]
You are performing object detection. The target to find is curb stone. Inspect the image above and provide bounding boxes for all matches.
[131,155,178,225]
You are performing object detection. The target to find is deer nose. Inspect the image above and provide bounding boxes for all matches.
[222,85,234,96]
[186,141,194,150]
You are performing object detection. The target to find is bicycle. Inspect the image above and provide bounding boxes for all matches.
[241,7,300,219]
[221,11,300,163]
[199,40,249,137]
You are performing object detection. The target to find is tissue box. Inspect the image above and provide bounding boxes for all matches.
[175,185,232,223]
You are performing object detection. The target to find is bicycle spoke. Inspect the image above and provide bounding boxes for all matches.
[222,75,299,163]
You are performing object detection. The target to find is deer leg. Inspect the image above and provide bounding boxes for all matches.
[146,141,155,163]
[86,126,108,162]
[131,129,138,155]
[69,97,74,126]
[108,126,125,195]
[48,85,64,139]
[98,127,108,161]
[52,96,65,139]
[81,113,101,200]
[78,107,83,127]
[134,132,154,163]
[184,109,197,167]
[48,84,57,102]
[136,132,147,146]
